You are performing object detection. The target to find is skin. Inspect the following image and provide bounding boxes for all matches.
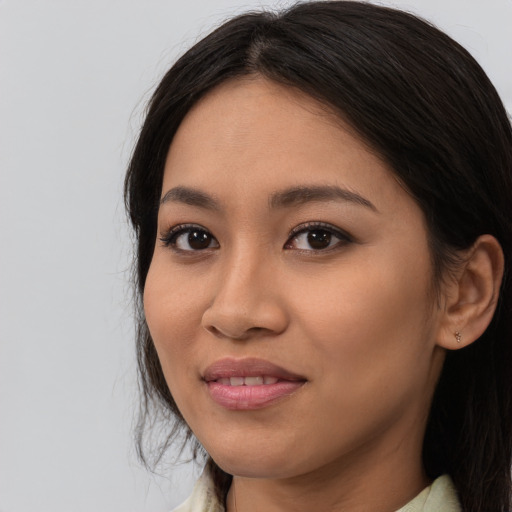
[144,78,461,511]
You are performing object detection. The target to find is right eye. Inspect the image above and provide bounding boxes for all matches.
[160,224,219,252]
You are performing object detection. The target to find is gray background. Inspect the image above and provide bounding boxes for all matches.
[1,0,511,511]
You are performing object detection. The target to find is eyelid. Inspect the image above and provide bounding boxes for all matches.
[159,223,219,251]
[159,221,352,252]
[285,221,353,250]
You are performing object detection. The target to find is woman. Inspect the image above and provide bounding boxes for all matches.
[124,1,512,510]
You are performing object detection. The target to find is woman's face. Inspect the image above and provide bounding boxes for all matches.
[144,78,446,480]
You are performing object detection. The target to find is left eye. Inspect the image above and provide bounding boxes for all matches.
[286,226,349,251]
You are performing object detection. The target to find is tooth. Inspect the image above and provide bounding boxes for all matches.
[244,376,263,386]
[230,377,245,386]
[217,378,230,385]
[263,376,278,385]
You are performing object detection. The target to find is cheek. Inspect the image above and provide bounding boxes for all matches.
[143,258,206,389]
[284,258,437,462]
[291,248,435,392]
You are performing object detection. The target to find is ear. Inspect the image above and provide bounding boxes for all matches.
[436,234,504,350]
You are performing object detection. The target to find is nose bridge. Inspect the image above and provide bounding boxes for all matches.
[224,243,265,295]
[202,241,287,339]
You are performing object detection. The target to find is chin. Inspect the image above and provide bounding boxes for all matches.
[215,458,293,480]
[206,442,299,480]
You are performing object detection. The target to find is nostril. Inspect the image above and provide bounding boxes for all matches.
[205,325,223,338]
[247,327,264,335]
[204,324,266,341]
[201,293,289,340]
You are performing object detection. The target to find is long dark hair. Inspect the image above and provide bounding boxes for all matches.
[124,2,512,510]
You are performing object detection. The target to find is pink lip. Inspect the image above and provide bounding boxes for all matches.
[203,358,307,411]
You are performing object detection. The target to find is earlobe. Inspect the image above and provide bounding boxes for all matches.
[436,234,504,351]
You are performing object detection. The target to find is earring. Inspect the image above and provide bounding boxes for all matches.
[454,331,462,343]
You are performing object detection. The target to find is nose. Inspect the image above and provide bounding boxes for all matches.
[201,254,289,341]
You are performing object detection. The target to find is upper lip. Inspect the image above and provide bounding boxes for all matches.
[203,357,306,382]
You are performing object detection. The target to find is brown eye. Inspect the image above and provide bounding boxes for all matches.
[187,229,214,250]
[307,230,332,249]
[161,225,219,251]
[286,223,351,252]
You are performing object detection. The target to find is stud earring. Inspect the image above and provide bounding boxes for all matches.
[454,331,462,343]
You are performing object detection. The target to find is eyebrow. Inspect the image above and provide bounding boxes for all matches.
[160,186,220,210]
[269,185,377,211]
[160,184,377,212]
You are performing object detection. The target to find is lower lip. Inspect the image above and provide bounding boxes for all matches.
[206,380,305,410]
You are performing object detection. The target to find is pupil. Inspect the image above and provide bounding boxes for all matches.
[188,230,211,249]
[307,230,331,249]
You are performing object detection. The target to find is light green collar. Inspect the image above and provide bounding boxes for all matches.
[173,473,461,512]
[396,475,461,512]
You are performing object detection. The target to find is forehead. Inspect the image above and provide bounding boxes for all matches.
[162,77,408,216]
[167,77,367,163]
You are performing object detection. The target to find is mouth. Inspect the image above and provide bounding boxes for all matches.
[203,357,307,411]
[212,376,281,386]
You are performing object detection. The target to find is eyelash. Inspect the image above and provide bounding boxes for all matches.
[159,223,219,252]
[159,222,353,253]
[285,222,353,252]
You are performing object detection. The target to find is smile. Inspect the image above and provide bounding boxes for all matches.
[215,376,279,386]
[203,358,307,410]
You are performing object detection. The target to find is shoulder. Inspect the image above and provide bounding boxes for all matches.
[171,471,225,512]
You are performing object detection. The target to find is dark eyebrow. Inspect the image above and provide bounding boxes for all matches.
[160,186,220,211]
[270,185,377,212]
[159,184,377,213]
